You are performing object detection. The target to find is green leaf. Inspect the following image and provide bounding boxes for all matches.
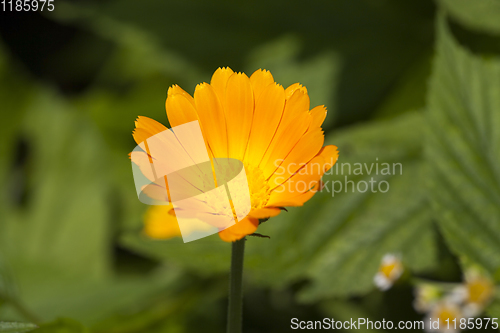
[439,0,500,35]
[0,90,112,282]
[291,112,436,300]
[0,322,37,333]
[374,54,432,120]
[32,319,88,333]
[0,89,118,323]
[426,14,500,274]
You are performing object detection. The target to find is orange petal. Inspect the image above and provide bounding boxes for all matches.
[248,207,281,219]
[259,88,311,174]
[210,67,234,102]
[244,83,285,166]
[268,159,323,204]
[194,83,228,158]
[268,144,338,206]
[285,83,308,100]
[225,72,254,160]
[166,92,199,128]
[317,145,339,172]
[139,125,201,177]
[268,181,320,207]
[250,69,274,100]
[309,105,327,129]
[261,111,311,179]
[218,216,259,242]
[284,88,310,121]
[132,116,168,145]
[268,128,325,188]
[167,85,195,106]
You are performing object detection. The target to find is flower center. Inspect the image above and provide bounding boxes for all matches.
[199,162,271,223]
[380,263,397,278]
[244,164,271,210]
[437,308,458,322]
[467,278,493,304]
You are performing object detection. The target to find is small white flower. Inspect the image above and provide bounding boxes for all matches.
[425,300,464,333]
[461,270,494,317]
[448,285,468,305]
[374,253,404,291]
[462,303,482,319]
[414,284,442,313]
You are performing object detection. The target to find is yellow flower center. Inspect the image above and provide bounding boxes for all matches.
[380,262,397,278]
[438,308,458,322]
[201,162,271,221]
[245,164,271,210]
[467,278,494,304]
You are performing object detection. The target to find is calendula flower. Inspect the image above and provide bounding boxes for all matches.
[425,300,463,333]
[132,67,338,242]
[450,270,495,317]
[373,253,404,291]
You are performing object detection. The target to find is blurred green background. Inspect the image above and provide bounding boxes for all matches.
[1,0,500,332]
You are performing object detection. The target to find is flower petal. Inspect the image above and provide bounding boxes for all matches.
[244,83,285,166]
[225,72,254,160]
[210,67,234,102]
[143,204,181,239]
[166,91,199,128]
[268,127,325,189]
[250,69,274,100]
[167,85,195,104]
[260,88,311,175]
[268,181,320,207]
[268,145,338,206]
[194,83,228,158]
[132,116,168,145]
[285,83,307,99]
[218,216,259,242]
[309,105,327,129]
[248,207,281,219]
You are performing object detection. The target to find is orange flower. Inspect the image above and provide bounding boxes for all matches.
[143,204,181,240]
[133,68,338,242]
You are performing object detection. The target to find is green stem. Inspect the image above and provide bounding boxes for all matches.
[227,237,245,333]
